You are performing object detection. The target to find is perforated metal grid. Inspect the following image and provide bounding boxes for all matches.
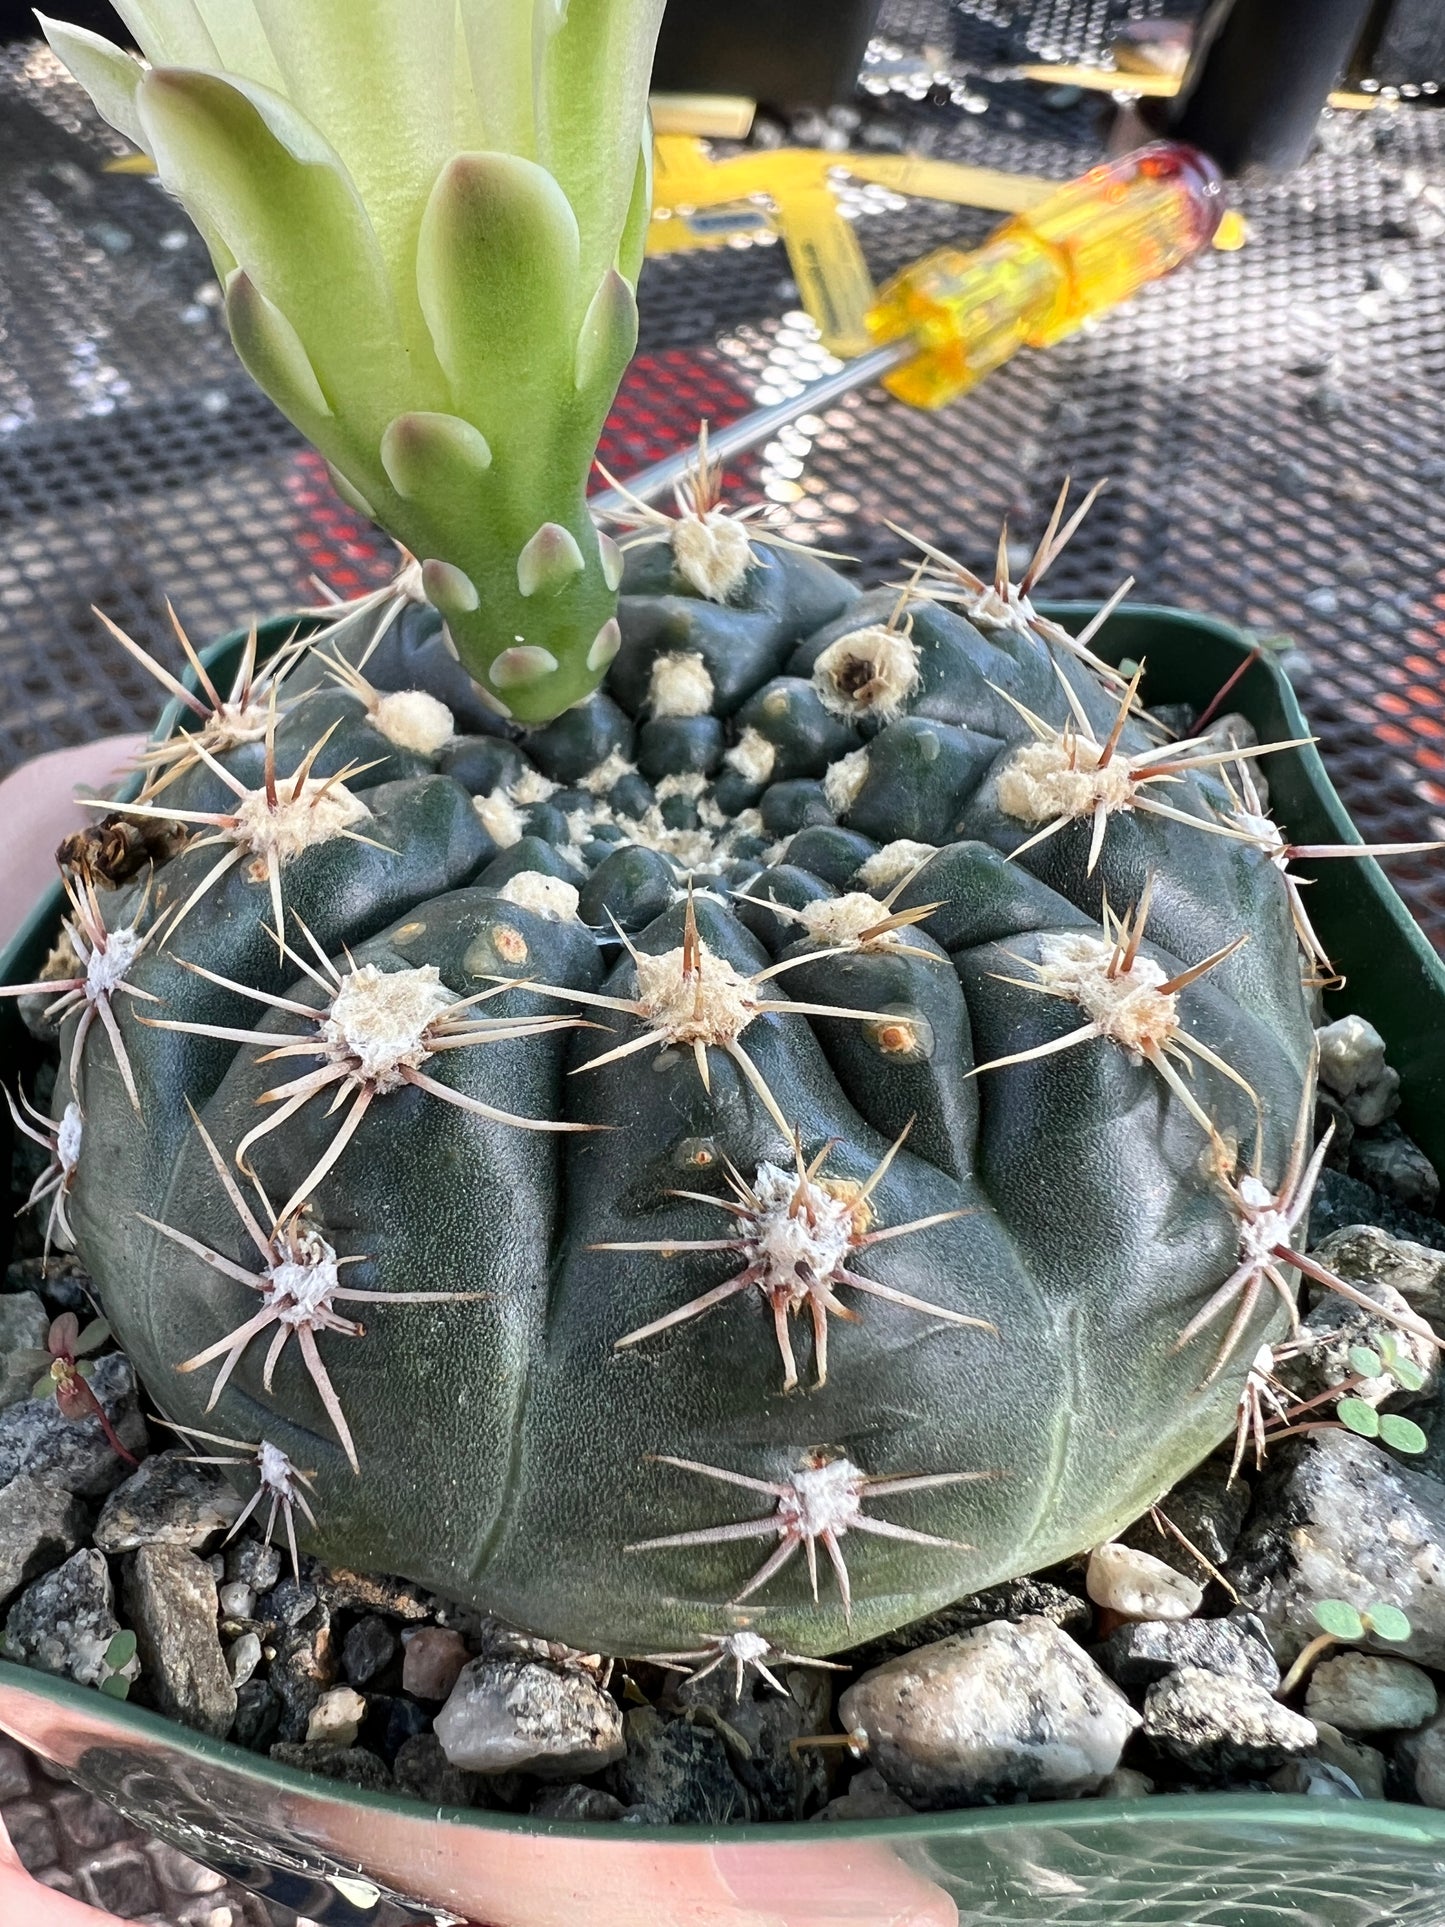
[2,6,1445,947]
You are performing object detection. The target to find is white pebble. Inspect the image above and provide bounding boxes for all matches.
[1086,1542,1203,1621]
[306,1684,368,1747]
[227,1632,262,1688]
[217,1583,255,1621]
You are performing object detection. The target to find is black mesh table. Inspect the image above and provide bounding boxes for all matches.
[1,1,1444,947]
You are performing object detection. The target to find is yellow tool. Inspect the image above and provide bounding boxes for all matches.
[867,139,1224,407]
[594,141,1225,510]
[646,133,1239,357]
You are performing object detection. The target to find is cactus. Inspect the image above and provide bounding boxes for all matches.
[9,480,1349,1663]
[16,0,1427,1674]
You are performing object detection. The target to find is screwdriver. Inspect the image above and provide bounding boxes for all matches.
[593,141,1223,513]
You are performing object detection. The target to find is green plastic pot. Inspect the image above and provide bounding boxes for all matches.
[3,602,1445,1927]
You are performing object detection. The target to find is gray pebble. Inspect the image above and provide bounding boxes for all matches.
[1269,1758,1364,1799]
[1314,1719,1388,1800]
[1143,1668,1316,1777]
[1352,1126,1441,1215]
[342,1612,397,1687]
[1309,1225,1445,1331]
[1305,1652,1438,1733]
[269,1620,336,1742]
[0,1295,52,1410]
[681,1662,833,1821]
[227,1631,262,1689]
[434,1658,624,1779]
[840,1619,1139,1809]
[813,1766,915,1821]
[230,1679,281,1751]
[224,1538,281,1595]
[1095,1767,1154,1799]
[0,1473,88,1609]
[217,1582,255,1621]
[530,1783,627,1822]
[123,1544,236,1738]
[1230,1431,1445,1666]
[269,1742,390,1789]
[608,1706,752,1824]
[1396,1712,1445,1806]
[3,1547,120,1688]
[94,1451,242,1553]
[393,1731,478,1807]
[1097,1612,1280,1692]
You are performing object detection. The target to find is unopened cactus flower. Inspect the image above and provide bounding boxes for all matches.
[40,0,664,722]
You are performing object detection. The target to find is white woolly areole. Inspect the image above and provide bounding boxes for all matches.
[579,748,637,797]
[258,1439,299,1494]
[648,651,715,718]
[208,700,271,750]
[497,872,580,923]
[1034,932,1178,1058]
[745,1162,856,1297]
[84,922,141,998]
[1233,1176,1293,1269]
[725,727,777,786]
[57,1102,83,1174]
[232,779,369,864]
[856,840,937,889]
[633,941,757,1046]
[996,737,1135,826]
[799,892,900,949]
[721,1629,772,1664]
[372,689,454,754]
[267,1232,343,1326]
[474,790,525,849]
[823,746,870,814]
[1236,807,1286,863]
[780,1457,866,1539]
[511,769,558,806]
[321,962,455,1087]
[672,512,754,602]
[813,624,921,721]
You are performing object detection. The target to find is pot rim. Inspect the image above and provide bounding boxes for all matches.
[4,1657,1445,1848]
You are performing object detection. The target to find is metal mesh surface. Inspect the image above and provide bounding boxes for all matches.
[1,6,1445,946]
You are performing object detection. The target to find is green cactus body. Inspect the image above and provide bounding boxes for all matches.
[26,529,1315,1660]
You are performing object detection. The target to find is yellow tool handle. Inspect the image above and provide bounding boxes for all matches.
[867,142,1224,409]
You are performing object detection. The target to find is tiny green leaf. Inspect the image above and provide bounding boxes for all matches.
[1393,1359,1427,1393]
[1336,1397,1380,1438]
[1313,1599,1366,1641]
[1348,1345,1383,1379]
[98,1672,132,1700]
[1379,1413,1428,1454]
[31,1373,58,1402]
[104,1629,137,1670]
[1365,1603,1412,1642]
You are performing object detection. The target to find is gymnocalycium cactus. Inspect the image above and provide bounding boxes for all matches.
[13,3,1439,1674]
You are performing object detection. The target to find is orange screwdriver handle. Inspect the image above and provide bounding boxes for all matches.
[867,142,1225,409]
